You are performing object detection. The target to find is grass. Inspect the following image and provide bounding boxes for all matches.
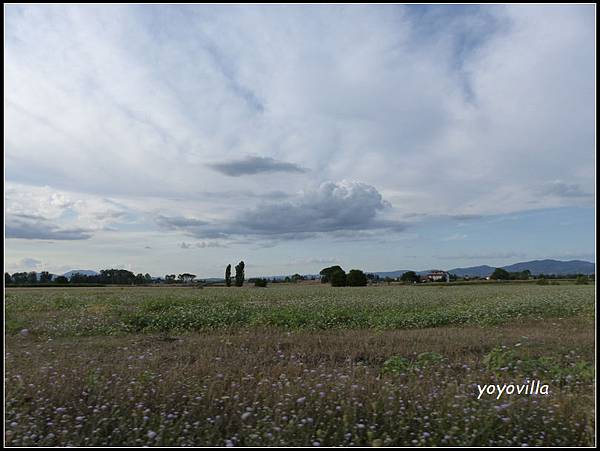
[4,284,595,336]
[4,284,596,446]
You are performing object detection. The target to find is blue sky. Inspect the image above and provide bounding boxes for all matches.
[5,5,595,277]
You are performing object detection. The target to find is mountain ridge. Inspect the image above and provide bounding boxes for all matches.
[370,259,594,278]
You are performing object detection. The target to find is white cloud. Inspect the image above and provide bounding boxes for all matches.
[4,5,595,273]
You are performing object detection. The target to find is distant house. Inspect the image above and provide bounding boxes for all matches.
[425,270,450,282]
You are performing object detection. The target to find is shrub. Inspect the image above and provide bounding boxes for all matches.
[576,275,589,285]
[536,278,549,285]
[254,278,268,288]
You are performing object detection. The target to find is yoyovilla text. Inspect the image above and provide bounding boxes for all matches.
[477,380,549,400]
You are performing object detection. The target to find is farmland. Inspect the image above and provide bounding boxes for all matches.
[4,284,596,446]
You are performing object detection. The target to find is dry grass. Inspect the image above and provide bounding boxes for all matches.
[5,313,595,446]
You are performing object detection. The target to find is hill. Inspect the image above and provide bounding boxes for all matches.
[370,259,594,279]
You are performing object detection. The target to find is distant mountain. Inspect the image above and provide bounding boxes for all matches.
[371,260,595,279]
[62,269,99,280]
[501,259,595,276]
[445,265,497,278]
[447,260,594,277]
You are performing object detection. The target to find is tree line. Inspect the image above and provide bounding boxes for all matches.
[4,269,155,286]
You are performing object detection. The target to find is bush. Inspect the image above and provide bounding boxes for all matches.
[576,275,589,285]
[254,278,268,288]
[347,269,367,287]
[536,278,549,285]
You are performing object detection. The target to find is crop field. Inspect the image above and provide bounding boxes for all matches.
[4,284,596,446]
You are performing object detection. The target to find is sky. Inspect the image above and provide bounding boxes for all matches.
[4,4,596,278]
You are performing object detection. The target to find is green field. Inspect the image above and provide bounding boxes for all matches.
[4,284,596,446]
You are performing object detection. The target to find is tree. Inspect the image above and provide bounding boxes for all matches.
[291,273,303,283]
[144,273,152,283]
[5,273,12,285]
[27,271,38,284]
[400,271,419,283]
[39,271,52,283]
[225,264,232,287]
[99,269,136,285]
[235,261,245,287]
[490,268,510,280]
[347,269,367,286]
[11,272,29,284]
[319,266,344,284]
[165,274,176,284]
[55,276,69,284]
[330,269,347,287]
[178,273,196,284]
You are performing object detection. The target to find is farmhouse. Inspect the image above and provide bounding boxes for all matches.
[425,270,450,282]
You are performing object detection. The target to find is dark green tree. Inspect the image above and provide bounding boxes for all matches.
[235,261,245,287]
[319,265,344,283]
[27,271,38,284]
[5,272,12,285]
[400,271,419,283]
[490,268,510,280]
[225,264,232,287]
[55,275,69,284]
[39,271,52,283]
[330,269,347,287]
[12,272,28,284]
[347,269,368,286]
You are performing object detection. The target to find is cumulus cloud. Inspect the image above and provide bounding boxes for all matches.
[156,180,403,240]
[208,156,308,176]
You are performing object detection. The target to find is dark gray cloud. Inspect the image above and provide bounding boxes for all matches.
[6,214,92,240]
[156,181,405,240]
[156,215,208,230]
[207,156,308,176]
[539,181,593,199]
